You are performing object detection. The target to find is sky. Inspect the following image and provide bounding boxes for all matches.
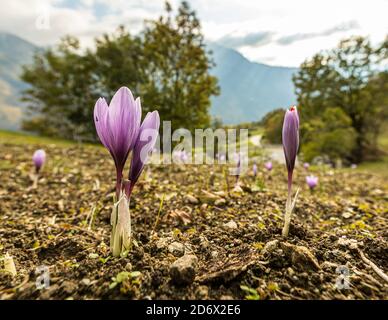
[0,0,387,67]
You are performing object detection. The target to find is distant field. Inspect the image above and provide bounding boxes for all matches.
[0,130,97,148]
[0,129,387,177]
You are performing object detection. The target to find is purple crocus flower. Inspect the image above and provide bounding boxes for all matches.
[253,162,258,177]
[127,111,160,196]
[32,149,46,173]
[265,161,273,171]
[94,87,141,198]
[282,106,299,179]
[282,106,300,237]
[94,86,160,257]
[303,162,310,170]
[306,175,318,190]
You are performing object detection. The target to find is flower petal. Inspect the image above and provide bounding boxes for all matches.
[129,111,160,186]
[94,97,110,149]
[282,107,299,173]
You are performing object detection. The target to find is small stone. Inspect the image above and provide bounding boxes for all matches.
[170,254,198,285]
[214,198,226,206]
[156,237,169,250]
[342,211,352,219]
[287,267,294,276]
[186,194,199,204]
[280,242,320,271]
[223,220,237,230]
[262,240,279,256]
[168,242,185,257]
[210,251,219,259]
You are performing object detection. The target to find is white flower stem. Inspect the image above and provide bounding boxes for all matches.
[282,186,300,238]
[282,189,292,237]
[110,192,131,257]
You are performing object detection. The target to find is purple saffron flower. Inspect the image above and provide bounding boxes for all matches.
[32,149,46,173]
[94,87,141,197]
[306,175,318,190]
[127,111,160,196]
[265,161,273,171]
[282,106,299,187]
[303,162,310,170]
[282,106,300,237]
[253,162,258,176]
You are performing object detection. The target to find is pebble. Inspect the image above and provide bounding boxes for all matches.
[168,242,185,257]
[170,254,198,285]
[214,198,226,206]
[210,251,219,259]
[223,220,238,230]
[186,194,199,204]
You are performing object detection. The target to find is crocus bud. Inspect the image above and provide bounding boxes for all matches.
[265,161,273,171]
[303,162,310,170]
[306,175,318,190]
[282,106,299,176]
[32,149,46,173]
[281,106,300,238]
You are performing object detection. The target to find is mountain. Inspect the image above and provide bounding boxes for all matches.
[0,32,38,130]
[209,43,297,124]
[0,33,297,129]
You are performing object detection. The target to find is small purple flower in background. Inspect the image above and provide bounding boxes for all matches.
[94,86,159,257]
[219,154,226,162]
[282,106,300,237]
[351,164,357,169]
[31,149,46,188]
[32,149,46,174]
[306,175,318,190]
[253,162,258,177]
[264,161,273,171]
[303,162,310,170]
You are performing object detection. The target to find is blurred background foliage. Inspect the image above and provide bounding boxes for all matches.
[18,0,387,166]
[21,1,219,141]
[263,36,387,165]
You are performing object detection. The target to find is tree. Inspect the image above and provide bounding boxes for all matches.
[302,108,357,164]
[22,36,97,140]
[141,1,219,132]
[261,108,285,144]
[293,36,388,162]
[21,1,219,140]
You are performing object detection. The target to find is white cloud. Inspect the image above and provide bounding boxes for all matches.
[0,0,386,66]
